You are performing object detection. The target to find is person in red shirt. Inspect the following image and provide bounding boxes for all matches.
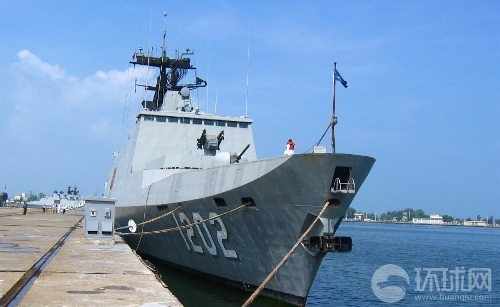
[284,138,295,156]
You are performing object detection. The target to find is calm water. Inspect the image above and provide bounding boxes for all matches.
[156,222,500,306]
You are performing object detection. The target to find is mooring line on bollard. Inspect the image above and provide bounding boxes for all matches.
[241,200,331,307]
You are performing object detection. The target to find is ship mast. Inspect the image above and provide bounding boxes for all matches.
[331,62,338,153]
[331,62,347,153]
[129,12,206,111]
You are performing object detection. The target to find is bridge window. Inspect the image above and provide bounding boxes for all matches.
[239,122,248,128]
[156,116,166,122]
[216,120,226,127]
[168,117,179,123]
[204,119,214,125]
[181,118,191,124]
[143,115,154,121]
[192,118,202,125]
[227,122,237,127]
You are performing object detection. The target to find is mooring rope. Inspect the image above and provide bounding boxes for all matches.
[114,205,183,231]
[119,202,252,236]
[241,200,331,307]
[135,185,152,251]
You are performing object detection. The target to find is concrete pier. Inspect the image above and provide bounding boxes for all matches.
[0,207,182,306]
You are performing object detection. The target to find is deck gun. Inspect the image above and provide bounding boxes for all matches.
[231,144,250,163]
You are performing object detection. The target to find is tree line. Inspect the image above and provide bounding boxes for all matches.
[345,207,498,224]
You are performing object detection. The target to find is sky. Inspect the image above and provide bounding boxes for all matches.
[0,0,498,219]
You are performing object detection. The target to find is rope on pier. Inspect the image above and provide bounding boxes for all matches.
[242,200,331,307]
[119,202,252,236]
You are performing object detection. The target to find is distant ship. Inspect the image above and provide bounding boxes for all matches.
[29,186,84,211]
[105,14,375,306]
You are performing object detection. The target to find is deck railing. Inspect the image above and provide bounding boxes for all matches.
[331,177,356,193]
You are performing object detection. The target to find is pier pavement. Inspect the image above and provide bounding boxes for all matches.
[0,207,182,306]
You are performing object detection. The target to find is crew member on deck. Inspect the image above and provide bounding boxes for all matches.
[284,139,295,156]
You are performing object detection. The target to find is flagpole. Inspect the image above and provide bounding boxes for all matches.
[332,62,337,153]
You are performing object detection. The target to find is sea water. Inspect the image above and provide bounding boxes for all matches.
[157,222,500,306]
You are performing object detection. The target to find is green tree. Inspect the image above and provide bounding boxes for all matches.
[380,213,393,221]
[346,207,356,219]
[442,215,454,223]
[27,191,37,202]
[414,209,428,218]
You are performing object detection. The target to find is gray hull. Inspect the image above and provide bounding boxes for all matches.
[106,26,375,305]
[111,153,375,305]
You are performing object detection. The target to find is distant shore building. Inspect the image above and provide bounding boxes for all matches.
[463,220,487,227]
[412,214,444,225]
[354,213,364,221]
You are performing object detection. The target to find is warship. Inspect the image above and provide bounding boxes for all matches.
[105,14,375,306]
[28,186,84,211]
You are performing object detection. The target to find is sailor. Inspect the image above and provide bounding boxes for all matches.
[23,202,27,215]
[284,138,295,156]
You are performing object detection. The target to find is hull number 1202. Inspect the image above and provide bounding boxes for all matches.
[173,212,238,258]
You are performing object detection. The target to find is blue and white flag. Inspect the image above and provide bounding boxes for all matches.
[334,68,348,88]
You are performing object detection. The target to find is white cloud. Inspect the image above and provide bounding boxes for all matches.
[16,49,67,80]
[1,50,152,196]
[4,50,151,150]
